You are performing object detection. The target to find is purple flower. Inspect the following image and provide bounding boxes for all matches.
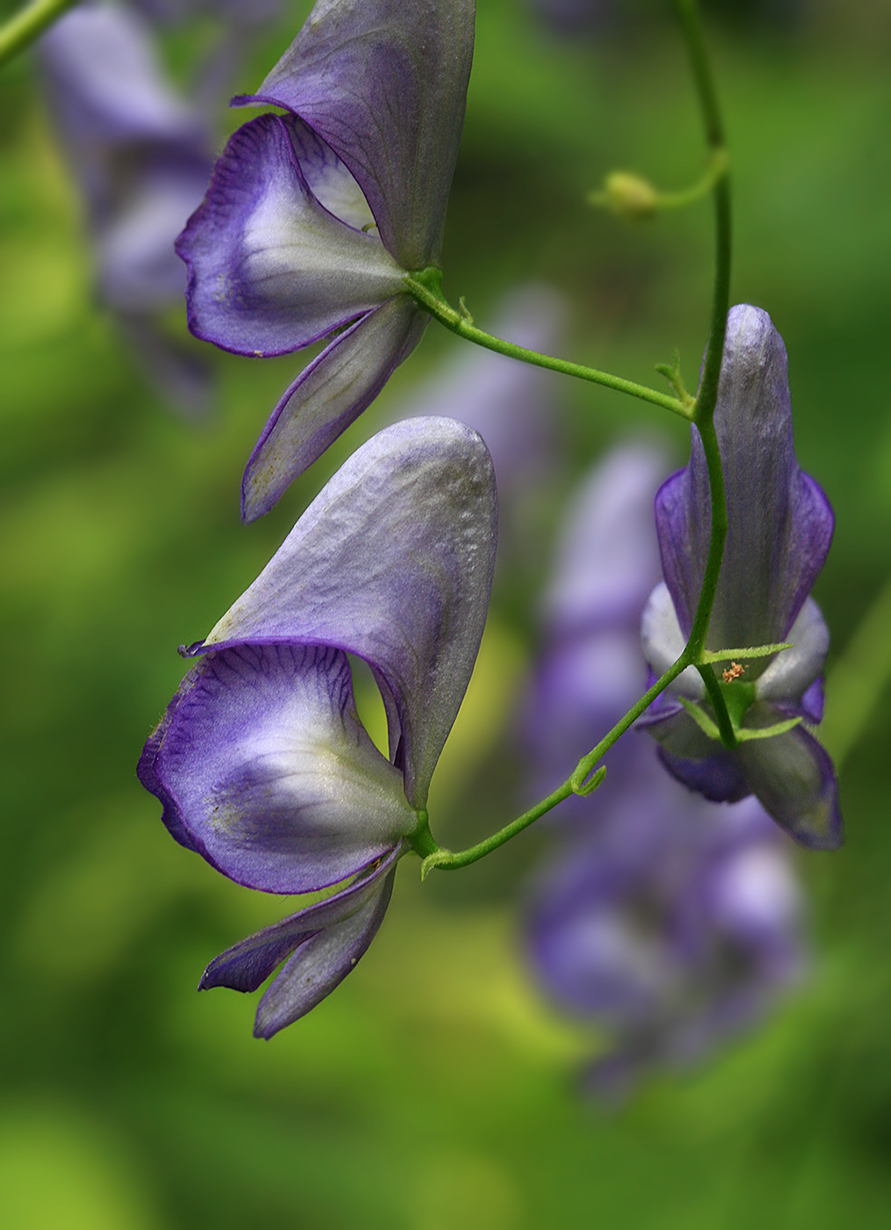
[176,0,476,521]
[640,305,841,851]
[526,770,807,1101]
[523,440,807,1100]
[38,4,215,412]
[138,418,497,1035]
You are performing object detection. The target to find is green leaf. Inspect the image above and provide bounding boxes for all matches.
[735,717,803,743]
[700,642,793,664]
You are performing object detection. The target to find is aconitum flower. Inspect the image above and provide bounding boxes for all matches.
[640,304,841,850]
[523,442,807,1100]
[176,0,476,521]
[38,4,214,411]
[526,772,807,1101]
[138,418,497,1036]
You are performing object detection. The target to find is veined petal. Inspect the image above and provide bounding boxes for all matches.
[253,856,398,1037]
[656,305,835,655]
[756,597,829,704]
[237,0,475,268]
[286,120,377,233]
[137,643,417,893]
[176,113,405,357]
[201,418,498,808]
[738,725,843,850]
[199,844,401,994]
[241,294,426,522]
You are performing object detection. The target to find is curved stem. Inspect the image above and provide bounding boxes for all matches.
[419,0,736,878]
[685,415,728,657]
[0,0,77,66]
[423,655,691,875]
[404,273,692,420]
[696,663,737,748]
[674,0,732,425]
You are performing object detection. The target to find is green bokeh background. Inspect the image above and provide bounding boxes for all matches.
[2,1,890,1226]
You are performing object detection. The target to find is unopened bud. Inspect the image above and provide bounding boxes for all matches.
[591,171,659,221]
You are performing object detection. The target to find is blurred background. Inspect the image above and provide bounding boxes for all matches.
[1,0,890,1226]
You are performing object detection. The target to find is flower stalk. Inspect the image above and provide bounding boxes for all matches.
[419,0,739,874]
[404,269,692,420]
[0,0,77,66]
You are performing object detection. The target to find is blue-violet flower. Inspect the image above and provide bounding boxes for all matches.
[524,441,807,1100]
[526,771,807,1101]
[176,0,476,521]
[640,304,841,850]
[138,418,497,1036]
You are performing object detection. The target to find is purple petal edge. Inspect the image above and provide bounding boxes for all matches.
[241,295,425,521]
[199,844,402,995]
[254,856,399,1038]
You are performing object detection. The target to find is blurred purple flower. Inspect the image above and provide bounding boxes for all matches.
[38,3,215,413]
[526,772,807,1100]
[524,442,669,819]
[639,305,841,851]
[391,284,566,564]
[176,0,476,521]
[139,418,497,1036]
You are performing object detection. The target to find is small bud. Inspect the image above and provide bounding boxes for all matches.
[591,172,659,221]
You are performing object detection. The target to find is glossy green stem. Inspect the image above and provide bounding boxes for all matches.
[404,272,691,420]
[418,0,735,876]
[0,0,77,65]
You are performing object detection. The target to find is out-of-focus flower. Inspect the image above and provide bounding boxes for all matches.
[640,305,842,851]
[391,284,566,565]
[38,3,215,413]
[138,418,497,1036]
[176,0,476,521]
[524,442,669,819]
[526,771,807,1100]
[523,440,807,1099]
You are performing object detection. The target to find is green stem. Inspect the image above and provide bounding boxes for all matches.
[404,273,691,420]
[0,0,77,66]
[696,663,737,748]
[418,0,735,878]
[685,414,728,657]
[424,656,691,875]
[673,0,732,424]
[658,149,729,210]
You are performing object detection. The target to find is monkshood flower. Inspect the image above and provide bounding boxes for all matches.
[639,305,841,851]
[38,3,214,412]
[176,0,476,521]
[523,440,806,1100]
[525,767,807,1102]
[524,442,669,821]
[138,418,497,1037]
